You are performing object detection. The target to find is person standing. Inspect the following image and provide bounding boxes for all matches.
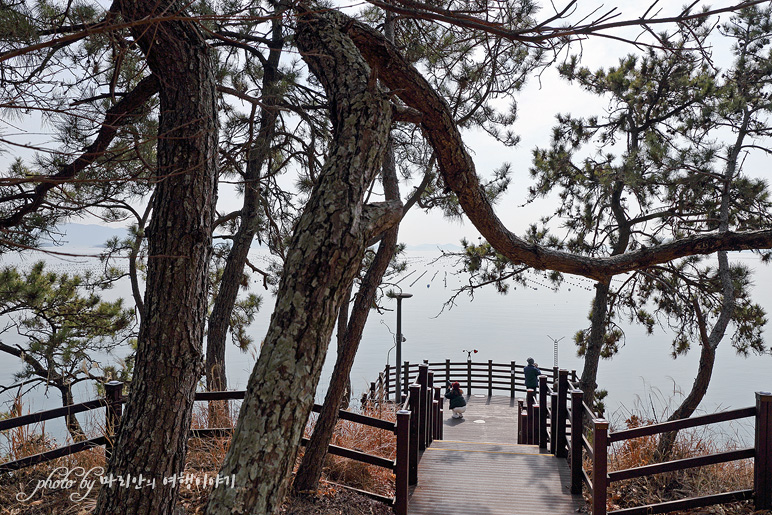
[524,357,541,391]
[445,381,467,419]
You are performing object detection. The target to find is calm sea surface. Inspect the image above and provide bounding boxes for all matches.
[2,247,770,441]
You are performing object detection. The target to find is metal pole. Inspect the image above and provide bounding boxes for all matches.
[391,292,412,402]
[396,296,403,402]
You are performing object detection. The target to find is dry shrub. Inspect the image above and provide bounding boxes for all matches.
[2,396,400,514]
[602,413,756,514]
[184,401,235,471]
[1,398,108,514]
[320,402,398,497]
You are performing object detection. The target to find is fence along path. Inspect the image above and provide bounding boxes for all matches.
[408,394,583,515]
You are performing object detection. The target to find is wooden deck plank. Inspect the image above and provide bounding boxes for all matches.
[409,395,584,514]
[442,394,518,444]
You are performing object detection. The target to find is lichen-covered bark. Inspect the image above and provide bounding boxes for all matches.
[94,1,218,514]
[293,131,402,493]
[205,9,397,514]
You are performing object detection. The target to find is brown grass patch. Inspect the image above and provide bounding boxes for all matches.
[599,413,757,514]
[1,398,400,514]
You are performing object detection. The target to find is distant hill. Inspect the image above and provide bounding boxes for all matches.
[39,223,129,248]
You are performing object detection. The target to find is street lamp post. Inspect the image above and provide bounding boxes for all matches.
[389,292,413,402]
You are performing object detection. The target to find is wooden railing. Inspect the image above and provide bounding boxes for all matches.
[508,373,771,514]
[364,359,576,403]
[522,375,771,514]
[587,392,771,514]
[0,374,445,515]
[0,380,124,471]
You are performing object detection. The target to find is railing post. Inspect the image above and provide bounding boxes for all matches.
[427,370,434,447]
[550,392,558,454]
[385,364,391,401]
[531,404,540,446]
[488,359,493,397]
[434,387,443,440]
[369,381,376,405]
[552,366,559,387]
[403,361,410,399]
[510,361,516,398]
[755,391,772,510]
[526,389,535,445]
[432,398,439,444]
[570,389,584,495]
[395,410,410,515]
[592,418,609,515]
[539,375,548,449]
[379,372,385,404]
[408,384,420,485]
[418,364,428,451]
[517,398,525,444]
[556,369,569,458]
[445,358,451,385]
[571,369,577,383]
[467,359,472,395]
[104,381,123,460]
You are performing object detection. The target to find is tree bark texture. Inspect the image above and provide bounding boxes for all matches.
[336,282,355,410]
[205,9,399,514]
[61,384,86,442]
[344,20,772,280]
[205,9,284,427]
[94,1,218,514]
[293,133,402,493]
[655,332,717,459]
[579,280,610,409]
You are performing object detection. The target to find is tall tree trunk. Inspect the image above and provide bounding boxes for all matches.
[94,1,218,513]
[654,324,717,459]
[579,279,611,410]
[335,283,354,410]
[293,132,402,493]
[579,182,630,410]
[60,384,86,442]
[205,9,284,428]
[205,9,399,514]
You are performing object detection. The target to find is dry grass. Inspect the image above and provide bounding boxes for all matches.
[2,397,399,514]
[307,402,398,497]
[600,413,759,515]
[1,398,107,515]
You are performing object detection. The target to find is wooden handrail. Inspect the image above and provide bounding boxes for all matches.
[0,436,108,473]
[608,448,755,483]
[587,392,770,515]
[300,438,394,469]
[609,406,756,443]
[607,489,754,515]
[0,399,111,432]
[193,390,246,401]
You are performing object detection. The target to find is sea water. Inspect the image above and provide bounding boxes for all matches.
[1,246,769,442]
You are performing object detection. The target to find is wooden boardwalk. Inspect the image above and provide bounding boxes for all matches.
[408,395,584,514]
